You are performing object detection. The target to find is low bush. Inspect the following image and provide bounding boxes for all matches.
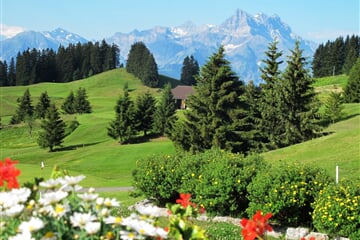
[312,180,360,239]
[246,162,331,226]
[133,148,267,217]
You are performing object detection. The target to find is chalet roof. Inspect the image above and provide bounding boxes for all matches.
[171,85,194,100]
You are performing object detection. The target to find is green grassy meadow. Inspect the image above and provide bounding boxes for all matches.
[0,70,359,192]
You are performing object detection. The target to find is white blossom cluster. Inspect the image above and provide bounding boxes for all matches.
[0,175,168,240]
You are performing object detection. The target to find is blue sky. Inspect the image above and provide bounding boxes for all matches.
[1,0,359,43]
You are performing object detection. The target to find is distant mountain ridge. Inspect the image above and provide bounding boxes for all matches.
[0,9,317,84]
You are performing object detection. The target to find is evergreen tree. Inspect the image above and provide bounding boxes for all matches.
[323,92,344,123]
[344,57,360,103]
[343,35,360,74]
[74,87,92,114]
[153,83,178,137]
[126,42,159,87]
[172,46,249,153]
[12,89,34,123]
[180,55,200,86]
[35,91,51,119]
[0,60,8,86]
[107,83,136,144]
[135,91,156,136]
[281,41,321,145]
[243,81,263,151]
[258,40,285,149]
[8,58,16,86]
[37,104,66,152]
[62,91,76,114]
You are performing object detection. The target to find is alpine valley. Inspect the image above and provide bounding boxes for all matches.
[1,9,317,84]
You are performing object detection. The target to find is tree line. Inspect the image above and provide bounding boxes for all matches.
[312,35,359,77]
[0,40,119,86]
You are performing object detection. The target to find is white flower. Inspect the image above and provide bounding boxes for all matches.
[84,221,101,235]
[18,217,44,233]
[5,204,24,217]
[103,197,120,207]
[104,216,123,225]
[59,175,85,186]
[77,192,98,202]
[135,204,165,217]
[39,191,68,206]
[39,178,61,190]
[70,212,97,228]
[96,197,104,206]
[9,231,35,240]
[10,188,31,203]
[119,230,137,240]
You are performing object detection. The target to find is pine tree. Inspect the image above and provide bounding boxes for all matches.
[323,92,344,123]
[135,91,156,136]
[243,81,263,151]
[172,46,249,153]
[8,58,16,86]
[258,40,285,149]
[62,91,76,114]
[281,41,321,145]
[12,89,34,123]
[0,60,8,86]
[153,83,178,136]
[74,87,92,114]
[107,83,136,144]
[180,55,200,86]
[37,104,66,152]
[35,91,51,119]
[344,57,360,103]
[126,42,159,87]
[343,35,360,75]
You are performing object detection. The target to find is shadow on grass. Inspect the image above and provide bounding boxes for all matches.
[319,113,360,128]
[54,141,104,152]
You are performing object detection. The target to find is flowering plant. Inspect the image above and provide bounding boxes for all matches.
[240,210,273,240]
[0,158,207,240]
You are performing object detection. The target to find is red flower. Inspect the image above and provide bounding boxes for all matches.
[0,158,21,189]
[240,210,273,240]
[176,193,196,208]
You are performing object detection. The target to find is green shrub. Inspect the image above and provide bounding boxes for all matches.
[312,180,360,239]
[132,153,184,206]
[246,162,331,226]
[133,148,266,217]
[193,152,266,216]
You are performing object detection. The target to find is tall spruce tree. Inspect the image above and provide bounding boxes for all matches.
[344,57,360,103]
[107,83,136,144]
[258,40,285,149]
[135,91,156,136]
[172,46,249,153]
[37,104,66,152]
[153,83,178,136]
[180,55,200,86]
[8,58,16,86]
[11,88,34,124]
[35,91,51,119]
[62,91,76,114]
[281,41,321,145]
[74,87,92,114]
[126,42,159,87]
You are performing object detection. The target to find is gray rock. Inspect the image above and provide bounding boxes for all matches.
[286,227,309,240]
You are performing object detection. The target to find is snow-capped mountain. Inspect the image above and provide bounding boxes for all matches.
[0,9,317,83]
[107,9,317,83]
[0,28,87,63]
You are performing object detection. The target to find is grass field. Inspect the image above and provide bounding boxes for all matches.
[0,70,359,192]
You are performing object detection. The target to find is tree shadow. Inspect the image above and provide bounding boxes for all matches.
[54,141,104,152]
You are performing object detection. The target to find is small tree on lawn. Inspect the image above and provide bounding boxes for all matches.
[11,88,34,124]
[324,92,344,123]
[35,91,51,119]
[107,83,136,144]
[153,83,178,136]
[38,104,66,152]
[74,87,92,114]
[62,91,76,114]
[135,91,156,136]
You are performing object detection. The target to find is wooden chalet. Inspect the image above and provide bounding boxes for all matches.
[171,85,194,109]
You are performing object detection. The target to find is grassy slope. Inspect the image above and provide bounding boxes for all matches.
[0,72,359,188]
[0,69,176,187]
[264,75,360,182]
